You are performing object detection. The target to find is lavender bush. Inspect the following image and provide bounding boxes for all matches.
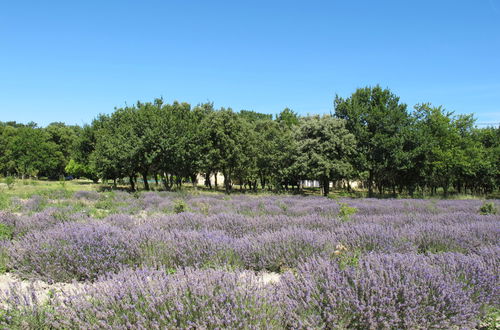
[6,222,140,282]
[0,207,89,238]
[280,254,492,329]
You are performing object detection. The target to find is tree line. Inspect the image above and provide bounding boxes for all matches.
[1,86,498,196]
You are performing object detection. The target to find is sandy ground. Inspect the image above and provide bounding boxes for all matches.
[258,271,281,285]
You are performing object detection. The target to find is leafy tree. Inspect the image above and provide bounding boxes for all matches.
[5,124,61,179]
[276,108,299,127]
[335,85,410,196]
[294,115,356,196]
[45,122,79,177]
[201,108,247,193]
[92,109,141,189]
[72,124,99,182]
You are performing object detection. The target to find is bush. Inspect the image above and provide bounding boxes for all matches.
[338,202,357,222]
[173,199,188,214]
[6,222,140,282]
[0,195,10,211]
[479,201,498,215]
[0,223,13,240]
[4,176,15,190]
[280,255,482,329]
[23,195,47,213]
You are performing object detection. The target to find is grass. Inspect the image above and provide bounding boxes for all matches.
[0,179,97,198]
[1,178,497,202]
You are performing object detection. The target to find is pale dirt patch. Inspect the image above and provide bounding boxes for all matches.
[259,272,281,284]
[239,271,281,286]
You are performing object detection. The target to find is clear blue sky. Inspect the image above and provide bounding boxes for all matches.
[1,0,499,127]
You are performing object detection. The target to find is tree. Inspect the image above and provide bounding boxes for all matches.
[294,115,356,196]
[276,108,299,127]
[335,85,410,196]
[5,124,61,179]
[72,124,99,182]
[92,108,142,190]
[201,108,247,194]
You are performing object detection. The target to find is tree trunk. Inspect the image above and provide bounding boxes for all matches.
[377,182,383,195]
[169,174,174,189]
[161,173,170,191]
[409,185,415,197]
[142,172,150,191]
[206,173,212,189]
[368,170,374,197]
[190,174,197,189]
[223,171,231,194]
[129,175,135,191]
[322,178,330,196]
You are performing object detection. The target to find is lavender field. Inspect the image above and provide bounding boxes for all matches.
[0,190,499,328]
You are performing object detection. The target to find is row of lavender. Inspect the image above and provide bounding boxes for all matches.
[2,251,498,328]
[11,189,488,216]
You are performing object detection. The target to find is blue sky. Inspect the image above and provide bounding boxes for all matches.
[1,0,499,126]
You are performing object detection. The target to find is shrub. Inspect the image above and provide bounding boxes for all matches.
[0,194,10,210]
[138,227,242,269]
[4,176,15,190]
[338,202,357,222]
[73,190,100,201]
[280,255,482,329]
[238,228,332,272]
[0,223,13,240]
[173,199,188,214]
[23,195,47,213]
[479,201,498,215]
[0,245,8,274]
[6,222,140,282]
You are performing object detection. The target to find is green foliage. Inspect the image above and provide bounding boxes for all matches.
[58,176,66,188]
[479,306,499,330]
[0,123,64,179]
[338,202,357,222]
[173,199,188,213]
[1,88,498,197]
[0,194,10,210]
[337,251,360,270]
[295,115,356,196]
[0,247,9,273]
[200,108,251,194]
[276,108,300,127]
[4,176,15,189]
[479,201,498,215]
[0,223,13,240]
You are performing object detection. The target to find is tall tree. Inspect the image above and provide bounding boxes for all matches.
[295,115,356,196]
[201,108,246,194]
[335,85,409,196]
